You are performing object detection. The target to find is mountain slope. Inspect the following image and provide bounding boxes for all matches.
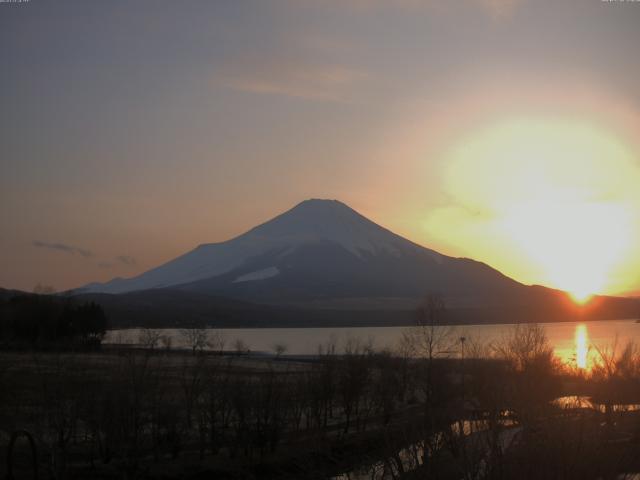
[81,199,525,306]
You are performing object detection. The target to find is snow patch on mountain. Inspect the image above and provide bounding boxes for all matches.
[233,267,280,283]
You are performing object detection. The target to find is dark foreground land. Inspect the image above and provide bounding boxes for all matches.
[3,324,640,480]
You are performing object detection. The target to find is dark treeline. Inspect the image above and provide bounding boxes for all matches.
[46,286,640,329]
[0,292,108,348]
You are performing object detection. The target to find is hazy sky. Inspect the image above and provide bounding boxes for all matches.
[2,0,640,295]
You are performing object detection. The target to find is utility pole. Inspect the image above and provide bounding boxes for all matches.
[460,336,466,406]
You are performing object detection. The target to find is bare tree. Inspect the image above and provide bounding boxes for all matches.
[207,330,226,354]
[492,323,553,372]
[403,293,453,361]
[402,294,453,407]
[138,328,161,350]
[160,334,173,351]
[492,323,560,427]
[591,339,640,417]
[233,338,249,355]
[272,343,288,358]
[338,337,373,433]
[180,328,209,355]
[398,293,458,464]
[179,354,208,430]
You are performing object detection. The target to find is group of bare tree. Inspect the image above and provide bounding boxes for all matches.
[0,339,431,478]
[137,328,225,355]
[4,295,640,479]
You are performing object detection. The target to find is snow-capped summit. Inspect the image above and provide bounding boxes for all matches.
[81,199,521,305]
[237,199,435,258]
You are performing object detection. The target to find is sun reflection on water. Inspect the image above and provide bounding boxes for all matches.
[575,324,589,369]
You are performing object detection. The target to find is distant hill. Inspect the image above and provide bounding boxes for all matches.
[2,286,637,329]
[67,287,640,328]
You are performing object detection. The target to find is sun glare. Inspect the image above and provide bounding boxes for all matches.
[569,290,592,305]
[427,118,639,297]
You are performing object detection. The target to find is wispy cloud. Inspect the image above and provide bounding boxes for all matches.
[33,241,94,258]
[290,0,523,19]
[219,62,365,102]
[475,0,522,19]
[115,255,137,266]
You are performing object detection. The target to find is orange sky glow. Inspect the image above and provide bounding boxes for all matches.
[1,1,639,296]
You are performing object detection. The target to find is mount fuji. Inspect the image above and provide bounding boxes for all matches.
[76,199,638,326]
[81,199,525,307]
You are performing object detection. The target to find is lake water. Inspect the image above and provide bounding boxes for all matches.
[105,319,640,366]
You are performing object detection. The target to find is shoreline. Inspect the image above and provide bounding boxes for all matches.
[105,316,639,331]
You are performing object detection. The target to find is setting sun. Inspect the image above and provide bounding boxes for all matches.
[569,290,593,305]
[426,118,639,297]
